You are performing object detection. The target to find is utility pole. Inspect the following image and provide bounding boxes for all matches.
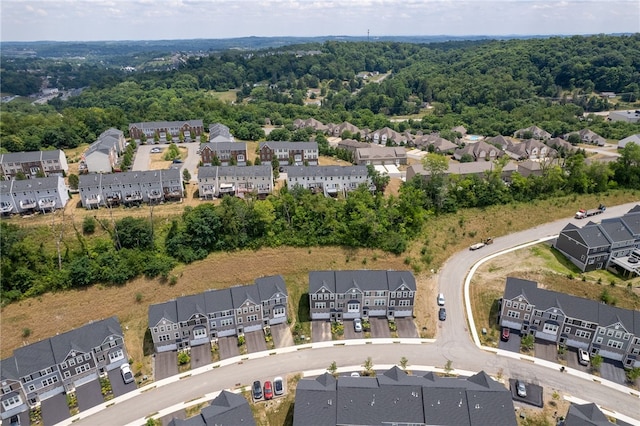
[367,29,370,42]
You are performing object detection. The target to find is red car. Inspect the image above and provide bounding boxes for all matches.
[501,327,510,341]
[263,381,273,400]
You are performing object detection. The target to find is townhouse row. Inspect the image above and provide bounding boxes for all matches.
[0,317,128,421]
[148,270,416,353]
[0,176,69,215]
[500,277,640,369]
[555,205,640,277]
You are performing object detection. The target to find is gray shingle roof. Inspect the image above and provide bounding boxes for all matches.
[0,357,19,381]
[167,390,256,426]
[309,270,416,294]
[256,275,288,300]
[561,223,611,248]
[230,284,261,307]
[258,141,318,151]
[148,300,178,327]
[203,288,234,315]
[1,176,62,194]
[0,150,64,165]
[564,402,613,425]
[176,294,207,322]
[294,368,516,426]
[10,317,123,375]
[80,168,181,188]
[197,165,271,179]
[200,141,246,152]
[129,120,203,130]
[286,165,368,178]
[620,211,640,237]
[599,218,634,243]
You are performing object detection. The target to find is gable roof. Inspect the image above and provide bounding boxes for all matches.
[259,141,319,151]
[309,270,416,294]
[560,222,612,248]
[563,403,613,425]
[454,140,502,160]
[197,165,272,180]
[148,300,179,327]
[0,150,64,165]
[129,120,203,130]
[286,165,368,179]
[485,135,513,149]
[167,390,256,426]
[599,218,634,243]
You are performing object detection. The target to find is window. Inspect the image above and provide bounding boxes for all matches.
[543,323,559,334]
[315,302,326,309]
[69,358,76,366]
[75,364,91,375]
[606,340,623,350]
[84,353,91,361]
[564,327,571,333]
[41,376,58,387]
[507,310,520,319]
[273,307,285,316]
[374,299,386,306]
[193,328,207,338]
[575,330,591,339]
[595,337,603,344]
[27,384,36,392]
[398,300,411,307]
[221,318,234,327]
[347,303,359,312]
[2,394,21,409]
[108,349,124,362]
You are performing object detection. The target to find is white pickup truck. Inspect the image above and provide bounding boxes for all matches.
[469,242,486,250]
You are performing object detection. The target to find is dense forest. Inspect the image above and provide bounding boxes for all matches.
[2,34,640,304]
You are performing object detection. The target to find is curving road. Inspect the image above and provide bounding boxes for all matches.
[68,202,640,425]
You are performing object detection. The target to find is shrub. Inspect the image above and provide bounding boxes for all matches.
[177,351,190,365]
[82,216,96,234]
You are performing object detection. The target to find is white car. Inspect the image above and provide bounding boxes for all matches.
[120,363,134,384]
[150,148,162,153]
[353,318,363,332]
[516,380,527,398]
[437,293,445,306]
[273,376,284,396]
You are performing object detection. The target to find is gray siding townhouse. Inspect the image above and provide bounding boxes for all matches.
[129,120,204,142]
[258,141,318,166]
[80,128,126,174]
[555,206,640,275]
[200,141,247,166]
[293,367,516,426]
[353,145,407,166]
[167,390,255,426]
[453,140,503,161]
[514,125,552,140]
[148,276,288,353]
[286,165,372,197]
[198,165,273,199]
[0,317,128,417]
[0,150,69,180]
[308,270,416,322]
[369,127,408,145]
[0,176,69,214]
[500,277,640,368]
[78,168,183,208]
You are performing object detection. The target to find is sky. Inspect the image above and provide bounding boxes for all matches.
[1,0,639,42]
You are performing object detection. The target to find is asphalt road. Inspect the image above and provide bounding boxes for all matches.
[69,202,640,425]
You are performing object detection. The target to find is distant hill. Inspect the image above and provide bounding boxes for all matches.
[0,35,563,59]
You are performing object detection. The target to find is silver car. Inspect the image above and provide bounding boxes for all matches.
[354,318,363,332]
[516,380,527,398]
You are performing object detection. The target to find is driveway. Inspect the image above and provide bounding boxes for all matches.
[41,392,69,426]
[108,368,137,397]
[217,336,240,360]
[76,379,104,411]
[343,320,361,340]
[190,344,212,369]
[565,348,590,372]
[498,330,521,352]
[154,351,178,381]
[271,323,294,348]
[369,318,391,338]
[245,330,267,353]
[1,411,28,426]
[600,359,627,385]
[534,339,558,363]
[312,321,332,342]
[395,317,418,338]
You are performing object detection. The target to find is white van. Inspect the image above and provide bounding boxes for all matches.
[578,348,590,366]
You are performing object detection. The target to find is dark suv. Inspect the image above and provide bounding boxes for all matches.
[252,380,263,400]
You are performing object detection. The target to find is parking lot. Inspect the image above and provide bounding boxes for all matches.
[154,351,179,380]
[271,323,294,348]
[108,368,137,397]
[190,344,212,369]
[41,392,70,426]
[218,336,240,360]
[76,379,104,411]
[312,321,332,342]
[245,330,267,353]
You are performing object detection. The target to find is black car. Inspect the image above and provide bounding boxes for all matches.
[438,307,446,321]
[252,380,263,400]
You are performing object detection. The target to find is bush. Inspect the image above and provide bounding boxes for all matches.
[177,351,190,365]
[82,216,96,234]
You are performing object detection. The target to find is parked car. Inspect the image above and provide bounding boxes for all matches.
[172,159,183,164]
[273,376,284,396]
[354,318,363,332]
[264,380,273,400]
[438,308,446,321]
[516,380,527,398]
[501,327,510,341]
[350,372,360,377]
[437,293,445,306]
[578,348,590,366]
[252,380,262,400]
[120,363,134,384]
[150,148,161,153]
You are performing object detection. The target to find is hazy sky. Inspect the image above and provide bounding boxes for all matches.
[1,0,639,42]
